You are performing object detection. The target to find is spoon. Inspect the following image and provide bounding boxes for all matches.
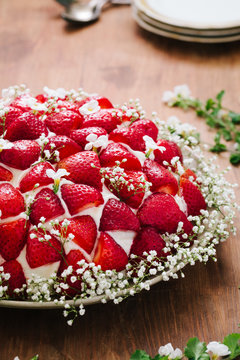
[56,0,131,23]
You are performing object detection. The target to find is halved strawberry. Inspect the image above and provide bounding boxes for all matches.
[93,232,128,271]
[77,96,113,110]
[81,109,119,133]
[26,229,62,268]
[58,249,87,297]
[19,162,54,193]
[45,110,82,136]
[70,127,107,149]
[100,198,140,231]
[0,107,23,136]
[59,215,97,254]
[57,151,102,190]
[1,260,26,297]
[137,192,182,233]
[0,183,25,219]
[0,140,41,170]
[110,119,158,152]
[179,178,206,216]
[0,218,29,261]
[5,112,48,141]
[61,184,104,216]
[43,135,82,162]
[0,165,13,181]
[130,227,166,259]
[29,188,65,225]
[104,170,147,209]
[99,143,141,171]
[154,139,183,170]
[143,159,178,195]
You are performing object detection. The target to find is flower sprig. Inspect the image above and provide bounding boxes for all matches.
[162,85,240,165]
[130,334,240,360]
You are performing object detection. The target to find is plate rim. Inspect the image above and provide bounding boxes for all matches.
[134,0,240,30]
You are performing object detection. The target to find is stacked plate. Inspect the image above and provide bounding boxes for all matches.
[133,0,240,43]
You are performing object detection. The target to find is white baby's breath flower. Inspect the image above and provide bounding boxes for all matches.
[79,99,100,115]
[43,86,67,99]
[85,134,108,151]
[174,84,191,98]
[207,341,230,358]
[159,343,182,359]
[0,139,13,151]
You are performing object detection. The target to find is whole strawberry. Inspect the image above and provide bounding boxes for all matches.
[154,139,183,170]
[70,127,107,149]
[0,183,25,219]
[43,135,82,162]
[99,143,141,171]
[45,110,82,136]
[1,260,26,297]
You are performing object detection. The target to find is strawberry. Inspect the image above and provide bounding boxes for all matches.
[77,96,113,110]
[154,139,183,170]
[70,127,107,149]
[29,188,65,225]
[0,140,41,170]
[45,110,82,136]
[0,107,23,136]
[81,109,119,133]
[5,112,48,141]
[35,94,48,103]
[104,170,147,209]
[0,218,29,261]
[26,229,62,268]
[43,135,82,162]
[0,165,13,181]
[179,178,206,216]
[58,249,87,297]
[10,94,34,112]
[137,192,183,233]
[180,168,197,182]
[0,183,25,219]
[99,143,141,171]
[1,260,26,297]
[130,227,166,259]
[143,159,178,195]
[56,100,82,114]
[109,119,158,151]
[19,161,54,193]
[61,184,104,216]
[93,232,128,271]
[57,151,102,190]
[59,215,97,254]
[100,198,140,231]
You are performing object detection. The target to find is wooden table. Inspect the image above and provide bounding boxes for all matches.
[0,1,240,359]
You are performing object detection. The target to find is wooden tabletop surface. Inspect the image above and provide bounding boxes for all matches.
[0,1,240,359]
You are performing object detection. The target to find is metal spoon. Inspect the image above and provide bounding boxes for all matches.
[56,0,130,23]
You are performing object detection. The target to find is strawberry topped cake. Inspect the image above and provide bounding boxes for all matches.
[0,85,237,319]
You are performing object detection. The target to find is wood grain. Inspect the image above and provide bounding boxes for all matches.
[0,1,240,359]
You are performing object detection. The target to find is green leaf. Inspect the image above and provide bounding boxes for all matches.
[229,111,240,124]
[235,132,240,144]
[30,356,39,360]
[184,337,210,360]
[223,333,240,359]
[210,143,227,153]
[130,350,151,360]
[216,90,225,104]
[206,116,217,128]
[230,152,240,165]
[205,98,216,111]
[221,129,232,141]
[196,109,205,117]
[152,356,168,360]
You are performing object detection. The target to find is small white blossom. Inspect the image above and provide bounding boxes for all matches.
[79,99,100,115]
[84,134,108,151]
[207,341,230,357]
[143,135,166,160]
[159,343,182,359]
[46,168,69,181]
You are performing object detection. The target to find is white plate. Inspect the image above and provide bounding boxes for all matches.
[133,9,240,43]
[134,0,240,30]
[136,8,240,37]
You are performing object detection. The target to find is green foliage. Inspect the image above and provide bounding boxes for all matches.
[223,333,240,359]
[184,338,210,360]
[167,89,240,165]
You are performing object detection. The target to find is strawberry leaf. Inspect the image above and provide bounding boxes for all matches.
[130,350,151,360]
[184,337,210,360]
[223,333,240,359]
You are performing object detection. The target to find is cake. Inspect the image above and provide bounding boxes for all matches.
[0,85,237,315]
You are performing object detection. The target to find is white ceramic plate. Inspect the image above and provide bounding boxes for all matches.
[134,0,240,30]
[133,9,240,43]
[136,8,240,37]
